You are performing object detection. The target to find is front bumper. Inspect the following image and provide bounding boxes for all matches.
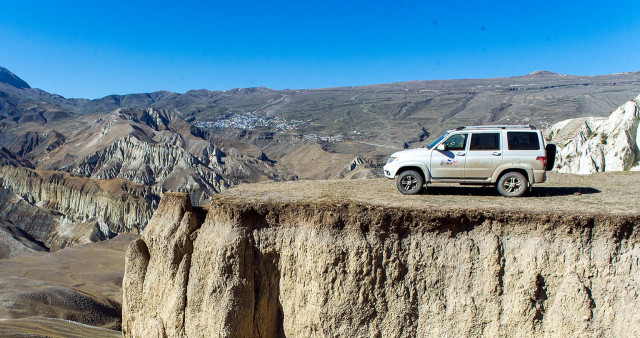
[383,162,398,179]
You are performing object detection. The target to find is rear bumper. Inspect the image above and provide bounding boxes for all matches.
[533,169,546,183]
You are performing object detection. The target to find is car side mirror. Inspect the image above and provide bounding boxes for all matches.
[436,143,447,151]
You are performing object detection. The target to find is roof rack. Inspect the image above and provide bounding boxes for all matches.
[455,124,537,130]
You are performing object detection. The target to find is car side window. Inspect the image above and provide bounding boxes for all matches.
[507,132,540,150]
[470,133,500,151]
[444,134,467,151]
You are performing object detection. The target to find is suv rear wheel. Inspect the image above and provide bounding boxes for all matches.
[497,171,527,197]
[396,170,424,195]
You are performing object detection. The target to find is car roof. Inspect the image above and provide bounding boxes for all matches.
[449,124,538,132]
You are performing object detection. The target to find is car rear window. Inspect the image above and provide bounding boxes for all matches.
[470,133,500,150]
[507,132,540,150]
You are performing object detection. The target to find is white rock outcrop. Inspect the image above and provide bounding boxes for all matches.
[546,94,640,174]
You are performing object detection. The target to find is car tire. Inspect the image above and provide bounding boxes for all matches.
[497,171,528,197]
[396,170,424,195]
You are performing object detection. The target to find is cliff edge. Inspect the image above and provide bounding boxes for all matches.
[123,175,640,337]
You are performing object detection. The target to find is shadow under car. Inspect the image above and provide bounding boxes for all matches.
[421,185,600,197]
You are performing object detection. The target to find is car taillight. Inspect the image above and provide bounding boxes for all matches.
[536,156,547,168]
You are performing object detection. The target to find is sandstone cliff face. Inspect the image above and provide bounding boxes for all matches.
[546,93,640,174]
[123,193,640,337]
[0,185,114,254]
[0,166,158,242]
[65,134,227,197]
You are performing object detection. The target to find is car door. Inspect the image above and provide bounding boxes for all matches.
[430,133,467,178]
[465,132,503,179]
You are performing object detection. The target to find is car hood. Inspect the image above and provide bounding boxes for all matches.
[391,148,429,159]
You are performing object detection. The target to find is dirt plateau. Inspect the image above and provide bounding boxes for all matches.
[122,192,640,337]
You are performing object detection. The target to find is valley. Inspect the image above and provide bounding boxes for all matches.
[0,65,639,336]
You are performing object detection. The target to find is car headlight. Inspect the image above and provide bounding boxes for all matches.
[386,156,398,164]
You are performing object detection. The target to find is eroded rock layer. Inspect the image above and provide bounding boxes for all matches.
[123,193,640,337]
[0,165,154,246]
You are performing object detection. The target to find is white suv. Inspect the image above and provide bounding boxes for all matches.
[383,125,555,197]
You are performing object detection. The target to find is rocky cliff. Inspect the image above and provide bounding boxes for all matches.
[546,93,640,174]
[0,165,154,250]
[123,178,640,337]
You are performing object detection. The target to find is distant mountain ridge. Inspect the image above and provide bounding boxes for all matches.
[1,66,639,120]
[2,65,640,149]
[0,67,30,89]
[1,65,640,177]
[524,70,565,77]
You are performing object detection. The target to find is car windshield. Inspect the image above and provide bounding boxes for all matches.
[425,132,449,149]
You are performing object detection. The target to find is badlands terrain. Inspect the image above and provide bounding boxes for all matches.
[0,65,639,336]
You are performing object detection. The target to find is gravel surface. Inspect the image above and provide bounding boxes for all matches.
[219,172,640,215]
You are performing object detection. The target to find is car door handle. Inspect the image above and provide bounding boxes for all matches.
[492,152,501,156]
[456,152,465,156]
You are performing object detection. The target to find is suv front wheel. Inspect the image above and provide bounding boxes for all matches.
[396,170,424,195]
[497,171,528,197]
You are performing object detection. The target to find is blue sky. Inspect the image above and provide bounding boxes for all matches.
[1,0,639,99]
